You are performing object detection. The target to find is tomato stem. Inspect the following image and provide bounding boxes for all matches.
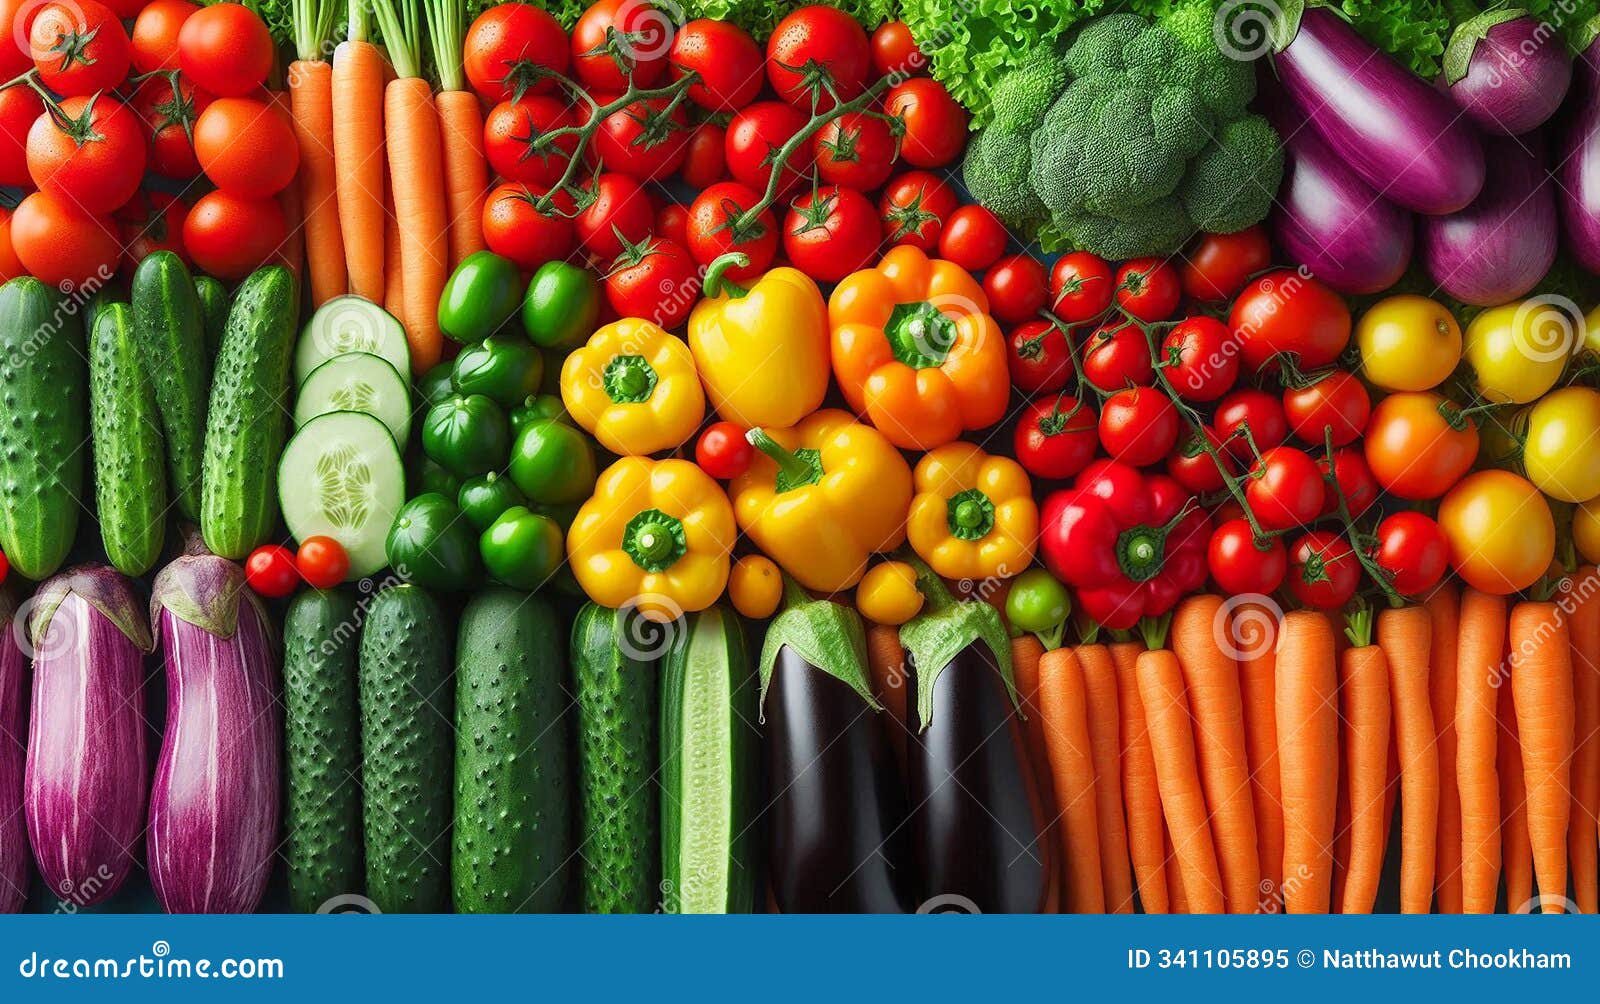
[1319,426,1405,608]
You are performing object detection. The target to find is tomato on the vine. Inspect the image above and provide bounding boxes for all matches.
[811,110,895,191]
[1318,446,1378,518]
[670,18,763,111]
[1160,315,1237,402]
[0,209,25,283]
[1363,391,1478,500]
[1014,395,1098,481]
[1114,257,1180,322]
[939,204,1007,273]
[245,544,299,597]
[296,536,350,589]
[1181,226,1270,302]
[1050,251,1113,322]
[1283,369,1370,448]
[1288,531,1360,610]
[885,76,966,168]
[1373,512,1449,596]
[726,100,809,196]
[1081,322,1153,392]
[590,95,688,182]
[27,95,146,216]
[783,185,878,283]
[10,190,120,287]
[878,171,956,250]
[571,0,671,92]
[871,20,924,76]
[1166,425,1231,494]
[654,201,689,248]
[1246,446,1325,532]
[686,180,775,279]
[482,182,575,270]
[1006,319,1073,394]
[0,86,42,187]
[130,0,197,74]
[485,96,577,186]
[983,253,1048,324]
[117,190,188,268]
[1098,386,1179,467]
[175,2,271,97]
[680,121,726,189]
[604,234,699,327]
[695,421,753,479]
[1214,388,1287,461]
[183,189,284,280]
[1208,519,1287,596]
[463,2,569,102]
[194,96,298,198]
[30,0,131,97]
[0,0,38,78]
[131,74,210,180]
[766,5,871,110]
[573,172,652,266]
[1230,269,1351,369]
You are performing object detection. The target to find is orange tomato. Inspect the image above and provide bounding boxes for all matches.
[1437,470,1554,595]
[1363,391,1479,500]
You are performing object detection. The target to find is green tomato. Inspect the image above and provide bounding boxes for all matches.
[509,393,569,435]
[415,362,458,412]
[480,506,565,590]
[458,471,528,531]
[522,260,600,350]
[508,418,598,505]
[439,250,524,344]
[451,333,544,407]
[422,394,510,478]
[1005,568,1071,635]
[386,493,482,591]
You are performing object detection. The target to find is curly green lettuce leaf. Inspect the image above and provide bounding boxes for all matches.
[1338,0,1449,77]
[676,0,900,40]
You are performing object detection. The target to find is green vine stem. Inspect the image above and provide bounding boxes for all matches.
[1319,426,1405,608]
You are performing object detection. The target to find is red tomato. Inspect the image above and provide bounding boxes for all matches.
[1283,369,1370,448]
[877,170,956,250]
[1214,388,1287,461]
[1006,319,1073,395]
[605,235,698,327]
[10,190,120,287]
[296,536,350,589]
[939,205,1006,273]
[0,208,24,282]
[654,201,688,248]
[574,172,652,266]
[871,20,924,76]
[117,190,189,268]
[1208,519,1287,596]
[726,100,808,196]
[1363,391,1478,500]
[1246,446,1325,532]
[0,546,7,585]
[885,76,966,168]
[245,544,299,597]
[695,421,753,479]
[686,180,775,279]
[1114,257,1180,322]
[1181,226,1270,302]
[590,94,688,182]
[1288,531,1360,610]
[571,0,672,91]
[1014,394,1097,481]
[28,95,146,215]
[1049,251,1113,323]
[811,110,895,191]
[194,96,297,198]
[482,182,574,270]
[484,96,577,186]
[1318,446,1378,518]
[783,184,878,283]
[1373,511,1449,596]
[1229,269,1351,369]
[1166,425,1231,494]
[669,18,763,111]
[131,74,211,179]
[130,0,197,73]
[0,85,41,186]
[177,2,272,97]
[1098,386,1178,467]
[1161,315,1237,402]
[766,5,870,110]
[29,0,130,96]
[183,189,285,279]
[463,2,569,103]
[983,253,1047,324]
[680,121,726,189]
[0,0,37,77]
[1081,322,1153,392]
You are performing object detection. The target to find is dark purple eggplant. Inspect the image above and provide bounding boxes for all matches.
[1421,133,1557,305]
[1560,20,1600,272]
[1442,7,1572,135]
[1273,4,1486,214]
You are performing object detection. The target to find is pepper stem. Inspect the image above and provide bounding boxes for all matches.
[621,508,687,572]
[946,489,996,541]
[701,252,751,299]
[746,428,823,491]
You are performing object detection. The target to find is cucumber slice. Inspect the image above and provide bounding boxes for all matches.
[279,412,405,579]
[295,296,410,386]
[293,352,411,447]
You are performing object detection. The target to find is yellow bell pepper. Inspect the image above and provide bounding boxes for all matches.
[687,254,830,428]
[729,408,912,593]
[855,560,924,625]
[567,457,735,619]
[560,317,705,455]
[907,443,1037,582]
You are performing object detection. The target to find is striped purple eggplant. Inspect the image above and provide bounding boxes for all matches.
[147,554,280,915]
[1560,22,1600,272]
[1443,8,1571,135]
[23,566,152,908]
[1,591,28,913]
[1421,133,1557,306]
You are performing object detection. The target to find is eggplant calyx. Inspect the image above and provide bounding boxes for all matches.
[1443,8,1535,85]
[1261,0,1309,54]
[150,553,252,641]
[756,576,879,717]
[898,555,1017,732]
[1577,14,1600,54]
[28,564,155,653]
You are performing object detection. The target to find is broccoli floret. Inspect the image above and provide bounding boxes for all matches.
[1179,114,1285,233]
[987,48,1072,134]
[1046,196,1198,261]
[963,127,1049,232]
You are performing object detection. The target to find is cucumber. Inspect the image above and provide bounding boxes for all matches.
[0,277,86,581]
[293,351,412,447]
[453,589,571,913]
[283,588,364,913]
[201,265,298,559]
[296,296,410,386]
[572,602,659,913]
[661,606,757,914]
[279,412,405,579]
[132,251,209,521]
[193,275,229,361]
[359,585,453,913]
[88,302,167,575]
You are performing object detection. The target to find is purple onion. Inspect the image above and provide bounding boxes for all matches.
[1,591,27,914]
[1560,21,1600,272]
[23,566,152,908]
[1421,133,1557,305]
[1443,9,1573,135]
[147,555,280,915]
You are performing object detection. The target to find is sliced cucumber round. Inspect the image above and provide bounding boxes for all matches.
[295,296,410,386]
[294,352,411,447]
[279,411,406,580]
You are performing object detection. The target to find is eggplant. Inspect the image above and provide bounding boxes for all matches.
[0,591,26,914]
[1272,5,1486,214]
[23,566,152,907]
[1560,20,1600,272]
[147,554,280,914]
[1421,133,1557,305]
[1443,6,1571,135]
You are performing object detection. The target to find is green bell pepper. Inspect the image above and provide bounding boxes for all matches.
[451,333,544,407]
[509,393,569,435]
[458,471,527,531]
[480,506,565,590]
[415,362,458,412]
[422,394,510,478]
[409,451,462,498]
[386,493,482,591]
[522,260,599,350]
[508,418,597,505]
[438,250,523,343]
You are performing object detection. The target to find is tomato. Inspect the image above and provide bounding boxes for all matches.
[244,544,299,597]
[983,253,1048,324]
[183,189,285,280]
[1318,446,1378,518]
[1438,470,1555,595]
[654,201,688,248]
[482,182,574,270]
[1462,299,1574,404]
[669,17,763,111]
[0,0,38,77]
[1208,518,1287,596]
[130,74,210,179]
[1364,391,1478,500]
[1160,315,1237,402]
[1288,531,1359,610]
[766,5,870,110]
[0,209,24,282]
[590,94,688,181]
[572,0,671,91]
[10,190,119,287]
[725,100,808,196]
[686,180,775,279]
[1282,369,1369,448]
[695,421,753,479]
[885,76,966,168]
[464,2,568,103]
[1372,512,1449,597]
[117,190,188,267]
[1214,388,1287,461]
[1355,293,1461,392]
[877,170,956,251]
[1098,386,1178,467]
[29,0,129,97]
[1050,251,1113,323]
[574,172,652,266]
[871,20,924,76]
[484,96,576,186]
[1114,257,1180,322]
[1006,319,1073,394]
[1180,226,1269,302]
[1575,499,1600,565]
[1520,386,1600,502]
[27,95,146,216]
[1166,425,1231,494]
[938,204,1006,273]
[1229,269,1351,370]
[0,85,41,186]
[783,184,878,283]
[604,235,698,327]
[0,547,7,585]
[1014,394,1096,481]
[1081,322,1153,392]
[679,121,726,188]
[193,96,297,198]
[811,110,895,191]
[130,0,197,73]
[1245,446,1324,532]
[296,535,350,589]
[177,2,271,97]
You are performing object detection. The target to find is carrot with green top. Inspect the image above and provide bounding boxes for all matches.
[1338,605,1390,915]
[424,0,487,268]
[331,0,386,301]
[290,0,347,305]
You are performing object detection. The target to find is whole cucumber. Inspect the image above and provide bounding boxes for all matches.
[193,275,229,361]
[132,251,208,520]
[89,302,167,575]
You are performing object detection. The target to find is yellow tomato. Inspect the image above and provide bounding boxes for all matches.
[1522,387,1600,502]
[855,560,924,626]
[1355,294,1462,391]
[1585,304,1600,358]
[1462,300,1576,404]
[1576,499,1600,564]
[1438,470,1554,594]
[728,555,782,620]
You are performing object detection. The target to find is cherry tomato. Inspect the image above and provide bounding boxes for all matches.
[296,535,350,588]
[10,189,120,287]
[939,204,1007,273]
[783,184,878,283]
[176,2,271,97]
[1208,518,1288,596]
[696,421,753,479]
[1098,386,1179,467]
[1288,531,1360,610]
[679,121,726,189]
[1230,269,1352,370]
[1283,369,1370,448]
[983,253,1048,324]
[1363,391,1478,500]
[30,0,130,97]
[183,189,285,280]
[878,170,957,251]
[725,100,808,196]
[484,96,577,186]
[871,20,924,76]
[1013,394,1097,482]
[0,208,25,282]
[1318,446,1378,518]
[571,0,671,92]
[1373,512,1449,596]
[767,5,871,110]
[1081,322,1153,392]
[686,180,775,279]
[1161,315,1237,402]
[1166,425,1231,494]
[1006,319,1073,394]
[811,110,895,191]
[1048,251,1112,322]
[131,74,211,180]
[886,76,966,167]
[0,86,41,186]
[605,235,699,327]
[27,94,146,216]
[1181,226,1270,302]
[130,0,197,73]
[654,201,688,248]
[1214,388,1287,461]
[0,0,39,78]
[1438,470,1555,595]
[117,190,189,268]
[194,96,298,198]
[1246,446,1325,532]
[482,182,575,270]
[590,95,688,182]
[670,18,763,111]
[1115,257,1180,322]
[574,172,653,266]
[463,2,569,102]
[245,544,299,597]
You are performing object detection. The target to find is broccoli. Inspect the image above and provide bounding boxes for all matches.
[963,128,1051,232]
[987,47,1071,134]
[1179,114,1285,234]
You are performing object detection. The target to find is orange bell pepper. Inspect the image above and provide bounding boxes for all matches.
[827,245,1010,450]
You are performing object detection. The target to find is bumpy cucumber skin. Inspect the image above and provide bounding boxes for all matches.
[359,585,453,913]
[201,266,297,558]
[283,589,364,914]
[454,589,571,913]
[193,276,229,361]
[0,277,86,581]
[89,302,167,576]
[132,251,209,520]
[572,602,659,914]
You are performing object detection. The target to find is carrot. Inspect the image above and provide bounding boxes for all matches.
[1500,675,1533,912]
[1337,624,1391,914]
[330,0,386,303]
[1455,588,1508,914]
[1509,601,1574,912]
[1330,743,1351,912]
[1424,584,1463,913]
[1111,641,1169,914]
[288,0,347,306]
[1164,828,1189,914]
[867,624,910,768]
[1230,600,1282,906]
[1137,648,1225,914]
[1037,647,1104,913]
[1009,634,1060,908]
[1077,644,1133,913]
[1377,605,1438,914]
[1171,596,1259,913]
[424,0,487,267]
[1275,611,1339,914]
[383,179,404,320]
[1567,567,1600,915]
